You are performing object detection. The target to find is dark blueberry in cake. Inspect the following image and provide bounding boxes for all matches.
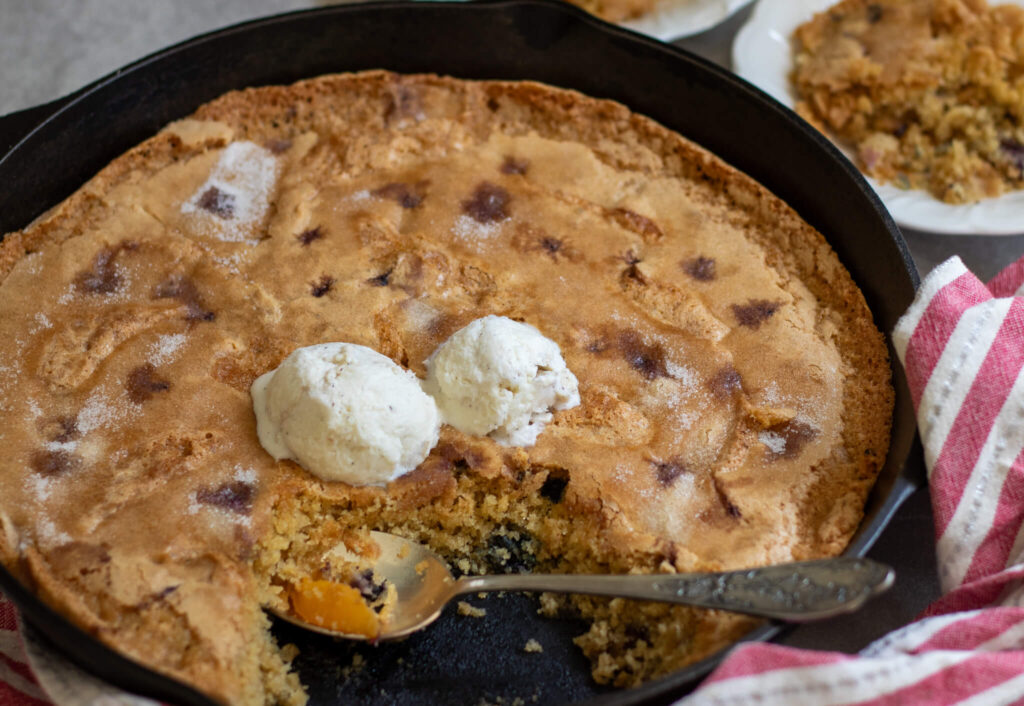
[618,331,668,380]
[311,275,335,297]
[866,3,883,22]
[196,187,235,219]
[731,299,781,329]
[51,415,80,443]
[155,275,215,322]
[483,526,537,574]
[366,269,392,287]
[126,364,170,404]
[373,182,427,209]
[197,480,255,514]
[708,366,743,399]
[766,420,819,460]
[30,450,80,477]
[682,256,716,281]
[462,182,510,224]
[500,156,529,175]
[1000,138,1024,173]
[540,472,569,503]
[296,226,324,246]
[265,139,292,154]
[75,241,137,294]
[652,458,688,486]
[349,569,386,602]
[540,237,562,255]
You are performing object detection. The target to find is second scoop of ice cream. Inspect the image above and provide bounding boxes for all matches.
[423,315,580,447]
[251,343,441,485]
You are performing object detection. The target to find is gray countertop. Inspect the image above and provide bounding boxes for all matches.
[1,0,1022,684]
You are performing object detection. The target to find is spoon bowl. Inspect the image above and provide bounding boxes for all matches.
[271,531,895,640]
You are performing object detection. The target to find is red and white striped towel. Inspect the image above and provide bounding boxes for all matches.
[2,254,1023,705]
[685,254,1024,706]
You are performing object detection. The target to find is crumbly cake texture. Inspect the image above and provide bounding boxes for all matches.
[0,71,892,704]
[792,0,1024,204]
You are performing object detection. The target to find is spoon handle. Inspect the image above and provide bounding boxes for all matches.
[454,557,893,621]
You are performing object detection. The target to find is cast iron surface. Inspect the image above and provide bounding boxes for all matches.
[0,1,920,704]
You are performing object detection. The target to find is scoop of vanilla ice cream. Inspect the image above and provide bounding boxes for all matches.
[251,343,441,485]
[423,315,580,447]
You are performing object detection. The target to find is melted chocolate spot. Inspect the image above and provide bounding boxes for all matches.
[155,275,215,322]
[265,139,292,154]
[196,187,235,219]
[652,458,688,486]
[610,208,663,241]
[126,364,170,404]
[75,241,138,294]
[30,450,80,477]
[683,256,716,281]
[708,366,743,399]
[311,275,335,298]
[732,300,781,329]
[462,181,510,224]
[500,156,529,175]
[373,182,427,209]
[296,226,324,246]
[367,269,392,287]
[618,331,668,379]
[197,481,255,514]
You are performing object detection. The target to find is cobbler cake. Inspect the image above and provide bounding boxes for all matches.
[792,0,1024,204]
[0,71,892,704]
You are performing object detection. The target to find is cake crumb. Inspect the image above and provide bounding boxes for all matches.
[523,639,543,653]
[458,601,487,618]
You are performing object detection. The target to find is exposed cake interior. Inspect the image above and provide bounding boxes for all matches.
[0,72,892,704]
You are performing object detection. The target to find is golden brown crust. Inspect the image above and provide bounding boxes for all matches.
[0,71,892,703]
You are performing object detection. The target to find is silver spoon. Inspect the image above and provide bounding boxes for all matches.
[272,531,894,640]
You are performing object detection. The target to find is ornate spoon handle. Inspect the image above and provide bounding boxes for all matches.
[455,557,893,621]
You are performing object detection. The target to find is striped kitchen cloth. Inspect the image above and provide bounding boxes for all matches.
[0,595,47,705]
[685,254,1024,705]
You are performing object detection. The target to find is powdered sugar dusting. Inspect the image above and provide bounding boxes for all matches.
[182,141,279,242]
[148,333,187,366]
[453,215,501,242]
[233,465,257,484]
[758,431,786,455]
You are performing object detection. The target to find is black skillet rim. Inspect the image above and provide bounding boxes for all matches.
[0,1,921,704]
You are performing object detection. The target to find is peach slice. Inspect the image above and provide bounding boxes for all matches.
[288,578,380,639]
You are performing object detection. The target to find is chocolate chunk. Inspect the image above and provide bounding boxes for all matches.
[610,208,663,241]
[75,241,138,294]
[683,256,716,281]
[500,156,529,175]
[708,366,743,399]
[652,458,688,486]
[462,181,510,224]
[196,186,235,219]
[311,275,335,298]
[197,480,255,514]
[731,299,781,329]
[126,364,170,404]
[265,139,292,154]
[765,420,819,460]
[154,275,215,322]
[296,226,324,246]
[30,450,80,477]
[866,3,883,22]
[618,331,668,380]
[366,269,392,287]
[373,182,427,209]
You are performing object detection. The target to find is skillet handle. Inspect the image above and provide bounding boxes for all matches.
[0,95,75,157]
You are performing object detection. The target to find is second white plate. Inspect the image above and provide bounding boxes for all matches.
[733,0,1024,236]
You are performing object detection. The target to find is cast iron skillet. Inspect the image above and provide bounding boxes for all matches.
[0,1,922,704]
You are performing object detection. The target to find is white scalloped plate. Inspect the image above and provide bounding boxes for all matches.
[733,0,1024,235]
[620,0,753,40]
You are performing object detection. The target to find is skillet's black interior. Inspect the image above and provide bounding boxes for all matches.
[0,1,921,704]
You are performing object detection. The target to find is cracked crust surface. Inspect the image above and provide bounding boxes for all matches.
[0,71,892,704]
